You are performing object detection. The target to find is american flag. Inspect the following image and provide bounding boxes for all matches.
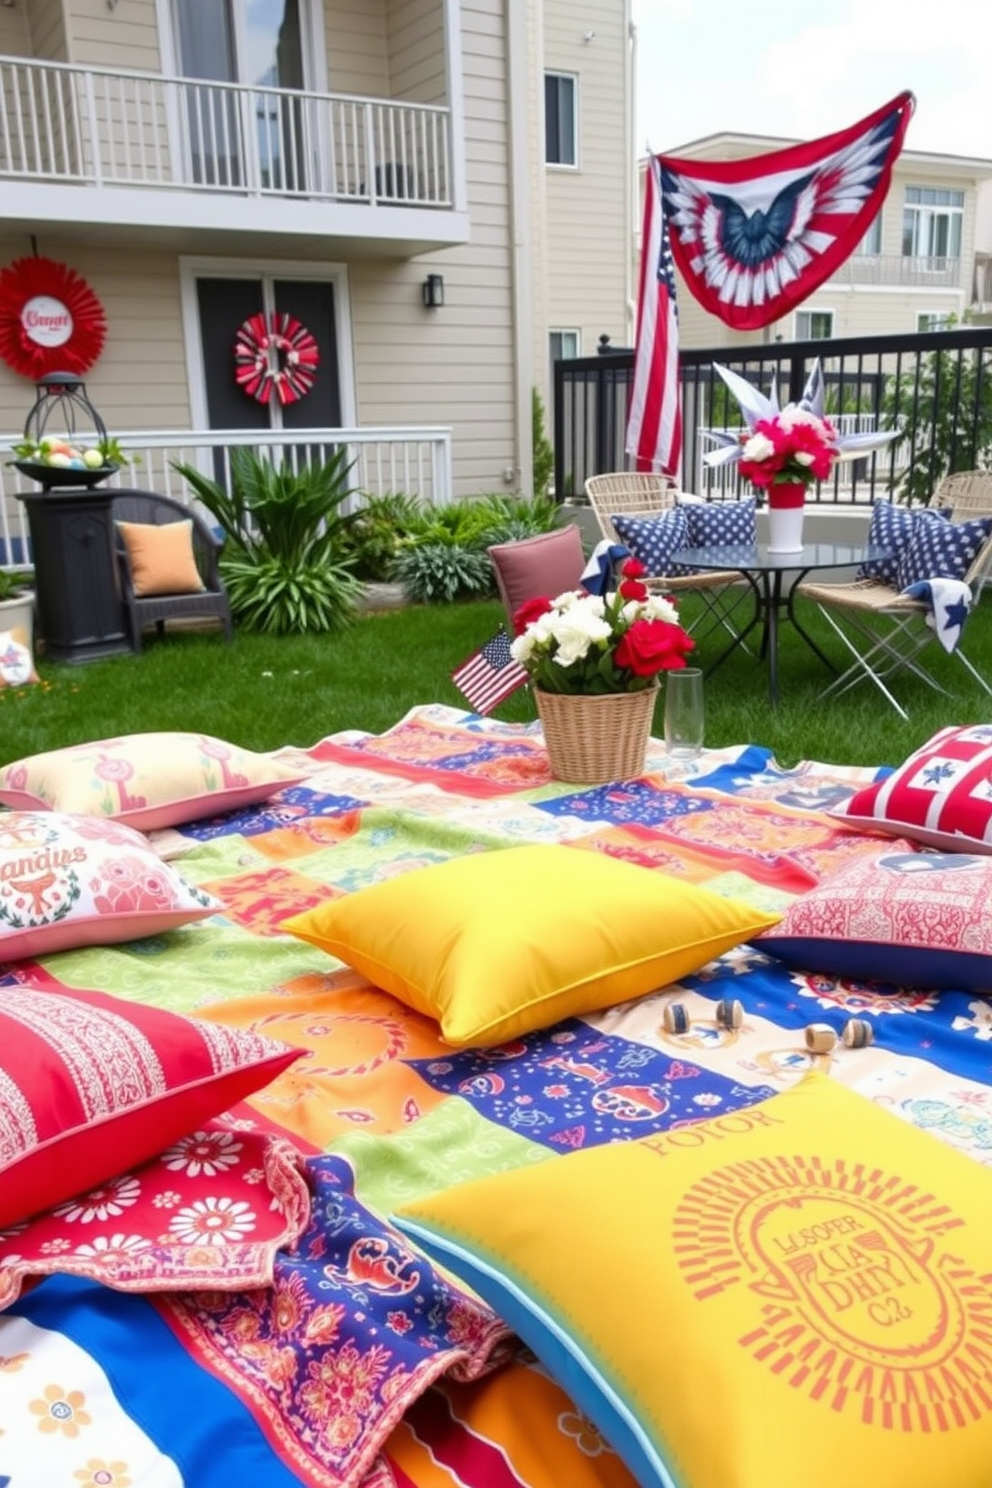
[625,154,682,478]
[451,630,527,715]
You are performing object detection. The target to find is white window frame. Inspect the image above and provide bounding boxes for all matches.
[917,311,954,333]
[902,186,963,262]
[795,309,834,341]
[549,329,581,364]
[544,73,578,168]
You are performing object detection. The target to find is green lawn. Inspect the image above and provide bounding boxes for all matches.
[3,591,991,771]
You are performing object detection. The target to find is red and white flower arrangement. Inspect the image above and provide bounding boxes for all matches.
[702,358,897,508]
[509,560,694,695]
[737,406,840,509]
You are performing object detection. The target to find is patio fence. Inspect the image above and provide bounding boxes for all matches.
[0,426,452,570]
[554,326,992,505]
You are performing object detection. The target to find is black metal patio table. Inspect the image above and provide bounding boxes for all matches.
[670,541,893,705]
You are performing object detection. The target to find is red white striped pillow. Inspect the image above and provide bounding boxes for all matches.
[830,725,992,853]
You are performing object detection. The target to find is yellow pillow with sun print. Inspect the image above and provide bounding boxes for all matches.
[396,1072,992,1488]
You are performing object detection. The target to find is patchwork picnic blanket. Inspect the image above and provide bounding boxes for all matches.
[2,704,991,1488]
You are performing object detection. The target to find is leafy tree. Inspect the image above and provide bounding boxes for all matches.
[882,322,992,504]
[532,387,555,497]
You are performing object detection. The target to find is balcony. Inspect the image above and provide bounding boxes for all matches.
[827,253,961,289]
[0,57,467,256]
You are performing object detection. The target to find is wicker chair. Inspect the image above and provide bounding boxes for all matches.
[112,489,233,653]
[583,472,753,648]
[931,471,992,595]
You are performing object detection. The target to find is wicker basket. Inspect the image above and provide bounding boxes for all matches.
[534,685,657,785]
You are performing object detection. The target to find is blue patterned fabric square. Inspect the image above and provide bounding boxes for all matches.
[612,507,689,576]
[895,510,992,591]
[857,501,947,586]
[683,496,756,548]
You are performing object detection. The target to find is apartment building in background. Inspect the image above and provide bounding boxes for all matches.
[0,0,635,500]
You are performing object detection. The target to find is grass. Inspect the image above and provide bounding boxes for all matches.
[3,592,991,771]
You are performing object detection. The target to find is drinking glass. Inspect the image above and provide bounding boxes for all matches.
[664,667,705,760]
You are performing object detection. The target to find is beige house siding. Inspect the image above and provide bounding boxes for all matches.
[66,0,161,69]
[351,0,516,496]
[25,0,66,62]
[539,0,630,399]
[326,0,390,96]
[388,0,447,103]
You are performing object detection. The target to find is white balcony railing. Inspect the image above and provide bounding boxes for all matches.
[828,253,961,289]
[0,56,452,206]
[0,425,453,569]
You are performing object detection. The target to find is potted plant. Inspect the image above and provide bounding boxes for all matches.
[0,567,35,649]
[509,559,694,783]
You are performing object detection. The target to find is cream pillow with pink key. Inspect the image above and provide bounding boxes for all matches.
[0,730,305,831]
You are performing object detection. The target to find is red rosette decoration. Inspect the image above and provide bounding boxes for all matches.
[0,256,107,379]
[233,311,320,407]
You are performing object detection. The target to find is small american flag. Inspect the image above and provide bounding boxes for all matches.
[452,629,527,715]
[625,154,682,478]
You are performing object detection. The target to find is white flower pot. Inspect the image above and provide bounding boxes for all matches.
[766,505,806,554]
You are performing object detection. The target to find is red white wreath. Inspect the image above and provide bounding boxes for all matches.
[0,256,107,380]
[233,311,320,406]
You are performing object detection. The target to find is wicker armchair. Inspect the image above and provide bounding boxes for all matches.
[112,489,234,653]
[931,471,992,595]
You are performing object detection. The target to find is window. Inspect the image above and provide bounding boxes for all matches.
[856,216,882,254]
[795,310,833,340]
[902,186,963,262]
[549,330,580,365]
[545,74,577,166]
[917,312,954,333]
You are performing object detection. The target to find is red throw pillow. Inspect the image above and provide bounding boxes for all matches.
[831,724,992,853]
[0,981,300,1228]
[488,525,586,620]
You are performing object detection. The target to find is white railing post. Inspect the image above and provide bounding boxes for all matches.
[82,68,102,186]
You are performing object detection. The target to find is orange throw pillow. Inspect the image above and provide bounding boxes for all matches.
[117,519,205,597]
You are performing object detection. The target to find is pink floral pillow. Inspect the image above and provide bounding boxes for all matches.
[0,811,221,962]
[0,731,305,830]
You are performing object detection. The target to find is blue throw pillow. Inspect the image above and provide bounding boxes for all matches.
[683,495,756,548]
[895,509,992,591]
[857,501,930,586]
[612,507,689,576]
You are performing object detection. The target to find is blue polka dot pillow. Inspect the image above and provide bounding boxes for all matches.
[896,509,992,590]
[612,506,689,576]
[857,501,933,586]
[683,494,757,548]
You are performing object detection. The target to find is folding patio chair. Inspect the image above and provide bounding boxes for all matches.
[798,518,992,720]
[583,472,754,648]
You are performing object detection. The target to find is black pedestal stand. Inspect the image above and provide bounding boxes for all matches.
[17,480,131,664]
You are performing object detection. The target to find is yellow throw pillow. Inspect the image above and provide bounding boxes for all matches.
[396,1072,992,1488]
[117,519,205,597]
[282,842,780,1046]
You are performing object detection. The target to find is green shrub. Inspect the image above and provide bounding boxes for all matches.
[532,387,554,497]
[390,541,493,604]
[172,448,361,635]
[338,491,422,581]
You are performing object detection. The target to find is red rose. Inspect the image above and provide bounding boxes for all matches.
[621,557,647,579]
[512,595,553,635]
[614,618,694,677]
[619,577,649,601]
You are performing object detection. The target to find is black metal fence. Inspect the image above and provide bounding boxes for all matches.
[553,326,992,506]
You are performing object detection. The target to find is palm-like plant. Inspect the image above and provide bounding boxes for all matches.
[173,448,363,634]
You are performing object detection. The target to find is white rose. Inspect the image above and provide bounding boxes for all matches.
[642,594,680,624]
[549,607,612,666]
[742,432,775,462]
[793,451,815,467]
